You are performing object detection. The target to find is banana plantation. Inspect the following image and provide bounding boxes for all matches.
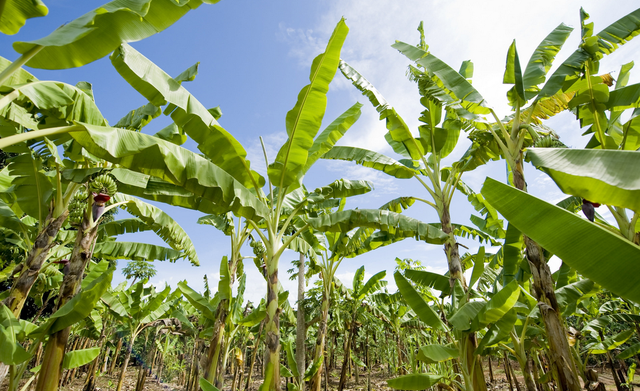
[0,1,640,391]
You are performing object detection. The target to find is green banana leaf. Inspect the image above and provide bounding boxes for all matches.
[110,43,262,188]
[357,270,386,299]
[521,24,573,98]
[113,193,199,265]
[303,102,362,173]
[477,280,520,325]
[312,178,373,199]
[81,260,111,290]
[0,305,31,365]
[476,308,518,352]
[177,281,216,321]
[387,374,443,390]
[469,246,485,288]
[404,269,450,294]
[218,256,232,301]
[504,40,526,106]
[284,341,299,379]
[339,60,421,159]
[618,342,640,359]
[307,209,447,245]
[13,0,217,69]
[395,271,446,331]
[392,41,489,114]
[200,377,221,391]
[322,146,417,179]
[417,344,459,364]
[69,123,269,221]
[99,218,153,238]
[197,213,235,236]
[62,347,100,369]
[528,148,640,212]
[6,153,54,223]
[93,242,182,262]
[268,19,348,189]
[539,8,640,99]
[481,177,640,304]
[448,301,485,332]
[0,198,32,238]
[0,0,48,35]
[30,264,113,337]
[303,355,323,381]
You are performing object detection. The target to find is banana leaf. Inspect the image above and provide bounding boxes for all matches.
[387,374,443,390]
[113,193,199,265]
[481,177,640,304]
[13,0,217,69]
[268,19,348,189]
[539,8,640,99]
[394,271,446,331]
[417,344,459,364]
[322,146,417,179]
[528,148,640,212]
[110,43,262,188]
[303,102,362,173]
[307,209,447,245]
[62,347,100,369]
[93,242,183,262]
[68,124,269,221]
[339,60,421,159]
[0,0,48,35]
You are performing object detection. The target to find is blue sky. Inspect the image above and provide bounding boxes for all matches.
[1,0,639,305]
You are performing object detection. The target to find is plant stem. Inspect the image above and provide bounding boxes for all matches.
[0,45,44,86]
[0,124,84,150]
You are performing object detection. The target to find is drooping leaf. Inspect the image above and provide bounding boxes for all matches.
[13,0,216,69]
[177,281,216,321]
[394,271,446,331]
[322,146,417,178]
[62,347,100,369]
[417,344,459,364]
[528,148,640,212]
[0,305,31,365]
[113,193,199,265]
[0,0,48,35]
[93,242,182,262]
[68,124,268,221]
[339,60,422,159]
[481,177,640,304]
[312,178,373,199]
[110,43,262,188]
[268,19,348,189]
[308,209,448,245]
[387,374,443,390]
[404,269,450,295]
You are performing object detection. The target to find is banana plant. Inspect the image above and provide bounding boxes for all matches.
[336,267,387,391]
[393,9,640,391]
[330,23,508,388]
[102,281,178,391]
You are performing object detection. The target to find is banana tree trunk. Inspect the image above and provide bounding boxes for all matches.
[441,208,487,391]
[109,338,123,375]
[2,211,69,317]
[309,286,330,391]
[116,343,133,391]
[337,313,357,391]
[263,258,282,391]
[296,252,306,391]
[513,158,581,391]
[35,215,99,391]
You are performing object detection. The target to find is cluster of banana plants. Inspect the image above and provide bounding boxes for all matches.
[1,1,640,391]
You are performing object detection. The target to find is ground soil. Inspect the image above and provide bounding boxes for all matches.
[0,360,625,391]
